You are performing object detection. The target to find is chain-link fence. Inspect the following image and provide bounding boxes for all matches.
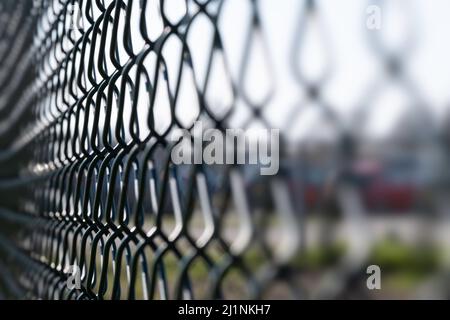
[1,0,450,300]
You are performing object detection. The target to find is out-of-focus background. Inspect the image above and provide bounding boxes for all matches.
[2,0,450,299]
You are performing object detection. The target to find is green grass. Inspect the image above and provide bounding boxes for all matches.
[292,242,347,270]
[368,238,441,275]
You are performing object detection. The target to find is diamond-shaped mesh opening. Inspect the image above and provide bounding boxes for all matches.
[1,0,449,301]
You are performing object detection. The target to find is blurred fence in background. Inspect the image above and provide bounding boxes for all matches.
[1,0,450,299]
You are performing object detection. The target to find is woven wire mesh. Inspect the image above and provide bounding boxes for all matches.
[0,0,448,300]
[0,0,308,300]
